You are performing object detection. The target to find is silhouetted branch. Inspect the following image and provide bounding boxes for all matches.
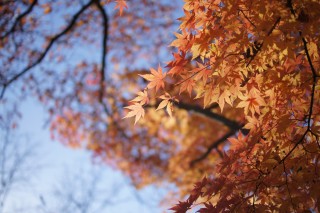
[245,17,281,67]
[174,102,242,131]
[0,115,39,212]
[278,36,318,164]
[0,1,15,6]
[0,0,38,40]
[241,17,281,87]
[239,9,256,29]
[282,162,295,211]
[0,0,95,99]
[190,129,240,167]
[286,0,296,16]
[95,0,109,103]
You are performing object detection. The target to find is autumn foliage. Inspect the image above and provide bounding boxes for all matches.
[1,0,320,212]
[126,0,320,211]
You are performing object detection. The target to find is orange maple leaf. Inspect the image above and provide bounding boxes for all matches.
[139,65,166,92]
[179,78,195,97]
[131,90,149,105]
[114,0,128,15]
[193,62,212,84]
[237,88,266,115]
[167,51,188,76]
[123,103,145,124]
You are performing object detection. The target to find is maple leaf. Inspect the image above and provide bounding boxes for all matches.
[139,65,166,92]
[156,99,169,111]
[179,78,195,96]
[193,62,212,85]
[166,101,173,118]
[156,93,175,117]
[169,201,191,213]
[123,103,145,124]
[131,90,149,105]
[237,88,266,115]
[167,51,188,76]
[198,203,215,213]
[218,90,232,112]
[170,31,193,52]
[114,0,128,15]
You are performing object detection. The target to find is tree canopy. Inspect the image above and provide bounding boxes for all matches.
[1,0,320,212]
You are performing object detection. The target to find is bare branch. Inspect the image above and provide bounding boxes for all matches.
[94,0,109,103]
[0,0,38,40]
[0,0,95,99]
[241,17,281,87]
[245,17,281,67]
[278,36,318,164]
[282,162,295,211]
[174,102,242,131]
[190,129,241,167]
[239,9,256,29]
[286,0,296,17]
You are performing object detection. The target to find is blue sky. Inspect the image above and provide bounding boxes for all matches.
[2,98,167,213]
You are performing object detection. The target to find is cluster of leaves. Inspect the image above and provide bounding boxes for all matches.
[126,0,320,211]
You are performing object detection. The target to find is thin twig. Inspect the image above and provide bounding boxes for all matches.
[0,0,38,40]
[246,17,281,67]
[239,9,256,29]
[282,162,295,212]
[190,129,241,167]
[0,0,95,100]
[94,0,109,103]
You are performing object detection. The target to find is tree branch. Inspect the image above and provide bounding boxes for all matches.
[245,17,281,67]
[190,129,240,167]
[279,36,318,164]
[0,0,38,40]
[145,101,244,166]
[238,9,256,29]
[147,100,244,166]
[94,0,109,103]
[240,17,281,87]
[174,102,242,131]
[0,0,95,99]
[0,1,15,6]
[286,0,296,17]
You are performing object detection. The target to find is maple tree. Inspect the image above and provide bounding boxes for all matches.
[1,0,320,212]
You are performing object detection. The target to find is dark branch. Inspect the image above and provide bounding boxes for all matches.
[174,102,242,130]
[286,0,296,17]
[302,37,318,78]
[279,36,318,163]
[241,17,281,87]
[282,162,295,211]
[239,9,256,29]
[146,101,243,166]
[190,129,240,167]
[245,17,281,67]
[0,0,38,40]
[94,0,109,103]
[93,1,131,141]
[0,0,95,99]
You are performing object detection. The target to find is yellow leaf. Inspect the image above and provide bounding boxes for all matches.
[166,101,173,118]
[156,99,169,111]
[123,103,145,124]
[139,65,166,92]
